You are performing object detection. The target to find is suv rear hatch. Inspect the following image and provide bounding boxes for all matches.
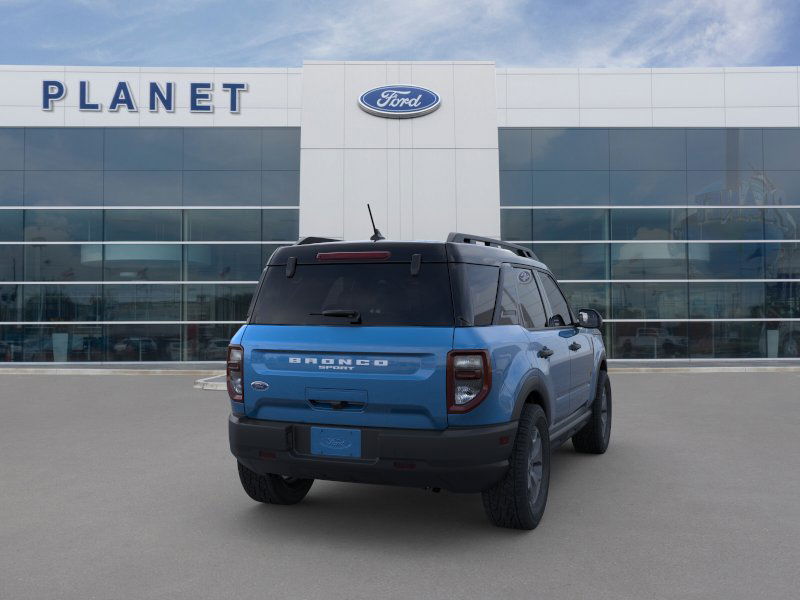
[242,244,454,430]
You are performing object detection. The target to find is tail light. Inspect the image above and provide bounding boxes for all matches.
[227,345,244,402]
[447,350,491,413]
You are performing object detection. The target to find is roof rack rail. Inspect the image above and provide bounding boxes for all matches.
[296,236,339,245]
[446,232,538,260]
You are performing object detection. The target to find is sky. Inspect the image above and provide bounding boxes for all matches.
[0,0,798,68]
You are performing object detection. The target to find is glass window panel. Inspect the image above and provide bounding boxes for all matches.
[687,129,763,171]
[183,128,261,170]
[105,209,181,241]
[184,209,260,241]
[560,283,609,319]
[185,244,263,281]
[500,209,532,241]
[765,282,800,318]
[103,245,181,281]
[25,128,103,170]
[500,171,532,206]
[515,268,547,328]
[22,285,101,321]
[687,207,765,240]
[687,170,769,205]
[185,284,256,321]
[539,272,572,326]
[689,322,765,358]
[764,170,800,204]
[262,128,300,170]
[0,325,24,361]
[496,267,519,326]
[688,282,765,319]
[532,129,609,170]
[185,323,241,361]
[104,128,182,170]
[530,243,608,280]
[765,242,800,279]
[774,322,800,357]
[533,171,609,206]
[611,242,687,279]
[531,209,608,241]
[106,324,181,361]
[611,208,687,240]
[0,171,23,206]
[0,209,22,241]
[498,129,532,170]
[24,244,102,281]
[0,245,23,281]
[611,282,687,320]
[611,171,686,205]
[183,171,260,206]
[0,285,21,321]
[104,171,182,206]
[0,129,24,170]
[24,171,103,206]
[763,208,800,239]
[22,325,104,362]
[262,171,299,206]
[612,321,688,359]
[262,209,299,241]
[610,129,685,170]
[689,243,765,279]
[764,129,800,170]
[104,285,181,320]
[24,210,102,242]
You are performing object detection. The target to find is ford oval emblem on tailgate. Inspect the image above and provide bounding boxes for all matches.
[251,381,269,391]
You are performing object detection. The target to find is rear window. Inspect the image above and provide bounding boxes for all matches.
[450,264,499,326]
[250,263,454,326]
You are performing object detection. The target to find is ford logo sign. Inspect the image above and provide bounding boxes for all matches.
[358,85,440,118]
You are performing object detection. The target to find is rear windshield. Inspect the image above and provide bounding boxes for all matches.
[250,263,454,326]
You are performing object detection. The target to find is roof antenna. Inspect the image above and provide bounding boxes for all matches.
[367,204,385,241]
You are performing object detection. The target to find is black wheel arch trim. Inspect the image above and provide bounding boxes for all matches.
[511,371,553,424]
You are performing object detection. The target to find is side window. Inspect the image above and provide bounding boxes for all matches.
[514,268,547,329]
[495,267,519,325]
[540,273,572,327]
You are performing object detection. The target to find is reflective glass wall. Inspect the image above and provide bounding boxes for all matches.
[500,128,800,359]
[0,127,299,362]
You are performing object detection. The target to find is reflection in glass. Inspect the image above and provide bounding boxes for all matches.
[24,245,102,281]
[531,209,608,241]
[105,210,181,241]
[689,322,765,358]
[0,246,23,281]
[611,171,686,205]
[22,325,104,362]
[262,209,299,241]
[0,170,23,205]
[612,321,688,359]
[183,171,261,206]
[763,129,800,170]
[560,283,609,318]
[766,282,800,318]
[262,128,301,170]
[765,242,800,278]
[500,171,532,206]
[24,171,103,206]
[103,245,181,281]
[183,128,261,170]
[687,170,773,205]
[533,171,609,205]
[0,210,23,241]
[530,244,608,280]
[689,243,764,279]
[498,129,531,170]
[24,210,102,242]
[612,282,687,320]
[185,323,242,361]
[501,210,532,241]
[0,285,20,321]
[0,128,24,170]
[775,322,800,357]
[262,171,300,206]
[686,129,763,171]
[105,324,181,361]
[104,285,181,320]
[104,171,182,206]
[533,129,609,170]
[611,243,687,279]
[688,282,764,319]
[25,128,103,170]
[23,285,101,321]
[185,245,263,281]
[611,208,687,240]
[104,128,182,171]
[610,129,685,170]
[185,209,260,241]
[185,284,255,321]
[687,207,764,240]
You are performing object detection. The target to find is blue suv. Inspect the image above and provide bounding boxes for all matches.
[227,233,611,529]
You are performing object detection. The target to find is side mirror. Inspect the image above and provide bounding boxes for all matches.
[577,308,603,329]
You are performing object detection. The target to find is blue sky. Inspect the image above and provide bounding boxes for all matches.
[1,0,799,68]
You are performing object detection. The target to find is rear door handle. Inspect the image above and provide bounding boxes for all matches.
[569,342,582,351]
[537,347,554,359]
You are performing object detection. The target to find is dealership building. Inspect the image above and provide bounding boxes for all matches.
[0,61,799,362]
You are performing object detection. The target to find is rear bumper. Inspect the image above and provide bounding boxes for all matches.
[229,415,517,493]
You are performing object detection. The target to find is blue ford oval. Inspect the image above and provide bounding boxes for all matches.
[358,85,440,118]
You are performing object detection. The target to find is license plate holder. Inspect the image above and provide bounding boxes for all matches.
[310,427,361,458]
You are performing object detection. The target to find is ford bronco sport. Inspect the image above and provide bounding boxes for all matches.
[227,233,611,530]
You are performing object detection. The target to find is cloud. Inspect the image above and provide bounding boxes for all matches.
[0,0,794,67]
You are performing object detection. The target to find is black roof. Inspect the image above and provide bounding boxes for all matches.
[268,235,549,270]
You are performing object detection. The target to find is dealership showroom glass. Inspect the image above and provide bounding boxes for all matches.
[0,61,799,362]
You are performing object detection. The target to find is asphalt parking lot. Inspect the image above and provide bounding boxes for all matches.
[1,372,799,600]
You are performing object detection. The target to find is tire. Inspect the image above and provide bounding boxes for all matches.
[482,404,550,530]
[237,462,314,505]
[572,370,612,454]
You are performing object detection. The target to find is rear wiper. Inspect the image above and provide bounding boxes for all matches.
[309,309,362,324]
